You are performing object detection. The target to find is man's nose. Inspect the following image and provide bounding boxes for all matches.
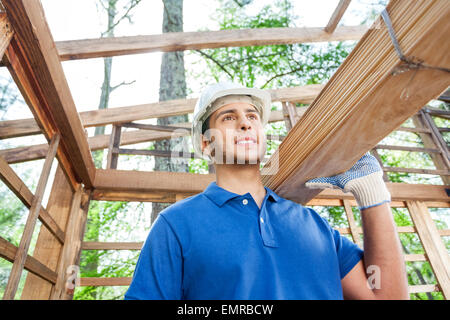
[239,115,252,130]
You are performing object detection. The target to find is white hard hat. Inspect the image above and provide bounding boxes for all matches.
[191,82,272,160]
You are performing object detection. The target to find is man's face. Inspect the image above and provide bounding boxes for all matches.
[201,102,267,165]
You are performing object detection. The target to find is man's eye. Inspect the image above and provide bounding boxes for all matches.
[224,115,234,121]
[248,114,258,120]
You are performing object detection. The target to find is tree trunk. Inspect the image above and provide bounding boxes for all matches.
[84,0,118,300]
[152,0,189,224]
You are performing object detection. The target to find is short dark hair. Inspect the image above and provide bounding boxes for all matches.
[201,115,211,138]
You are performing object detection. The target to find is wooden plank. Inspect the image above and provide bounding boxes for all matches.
[2,0,95,188]
[0,236,57,285]
[408,284,440,293]
[375,144,441,154]
[421,110,450,163]
[117,148,198,159]
[0,107,298,164]
[94,170,214,194]
[370,148,389,182]
[56,26,366,61]
[21,165,74,300]
[93,170,450,203]
[106,125,121,169]
[82,242,143,251]
[91,189,191,203]
[382,167,449,176]
[343,199,362,247]
[412,113,450,185]
[261,0,450,204]
[0,155,65,244]
[0,12,13,60]
[2,133,59,300]
[0,84,318,140]
[324,0,352,34]
[406,200,450,299]
[404,254,427,262]
[79,277,131,287]
[51,188,91,300]
[396,126,431,134]
[121,122,191,133]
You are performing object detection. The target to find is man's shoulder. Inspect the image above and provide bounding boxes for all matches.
[159,192,211,219]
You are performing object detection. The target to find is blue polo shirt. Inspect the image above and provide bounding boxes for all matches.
[124,181,364,300]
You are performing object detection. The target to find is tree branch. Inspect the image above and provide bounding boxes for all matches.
[260,66,304,89]
[110,80,136,92]
[195,50,234,79]
[101,0,142,37]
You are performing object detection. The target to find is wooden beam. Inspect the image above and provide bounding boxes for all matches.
[0,84,320,139]
[79,277,131,287]
[21,165,74,300]
[51,188,91,300]
[382,166,449,176]
[2,0,95,188]
[0,12,13,60]
[56,26,366,61]
[261,0,450,204]
[3,133,59,300]
[406,201,450,299]
[106,125,122,169]
[92,170,450,203]
[82,242,143,251]
[0,236,57,285]
[343,199,362,247]
[0,107,301,164]
[408,284,440,293]
[324,0,352,34]
[0,155,65,244]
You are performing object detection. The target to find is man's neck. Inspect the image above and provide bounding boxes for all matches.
[215,162,266,209]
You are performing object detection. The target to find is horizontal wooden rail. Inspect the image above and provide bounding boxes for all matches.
[82,242,143,250]
[383,167,450,176]
[56,26,367,61]
[408,284,440,294]
[375,144,441,154]
[0,84,319,140]
[91,170,450,203]
[77,276,443,294]
[0,236,57,284]
[79,277,131,287]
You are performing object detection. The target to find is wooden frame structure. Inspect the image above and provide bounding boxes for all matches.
[0,0,449,300]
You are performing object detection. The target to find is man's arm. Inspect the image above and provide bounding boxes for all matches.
[341,202,409,300]
[306,153,409,300]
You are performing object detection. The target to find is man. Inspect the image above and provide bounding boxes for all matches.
[124,82,409,300]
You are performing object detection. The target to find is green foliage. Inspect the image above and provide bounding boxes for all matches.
[191,0,353,89]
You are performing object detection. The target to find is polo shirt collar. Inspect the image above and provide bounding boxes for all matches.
[203,181,280,207]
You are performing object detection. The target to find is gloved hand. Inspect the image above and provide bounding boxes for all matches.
[305,152,391,210]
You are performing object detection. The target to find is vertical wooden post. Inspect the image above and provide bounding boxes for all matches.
[51,188,91,300]
[342,199,362,248]
[420,110,450,166]
[282,102,298,132]
[3,133,60,300]
[406,200,450,299]
[412,112,450,185]
[370,148,389,182]
[106,125,122,169]
[21,165,74,299]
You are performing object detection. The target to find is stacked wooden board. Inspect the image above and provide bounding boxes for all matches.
[262,0,450,204]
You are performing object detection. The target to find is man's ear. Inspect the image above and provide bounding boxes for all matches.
[201,134,211,155]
